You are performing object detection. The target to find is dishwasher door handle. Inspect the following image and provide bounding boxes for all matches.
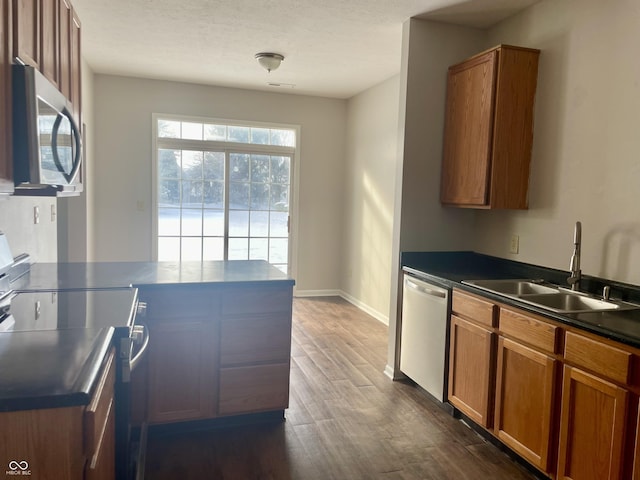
[405,279,447,298]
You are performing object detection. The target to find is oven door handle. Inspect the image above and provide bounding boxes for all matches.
[122,325,149,383]
[130,325,150,371]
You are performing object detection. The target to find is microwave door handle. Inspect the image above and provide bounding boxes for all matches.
[65,108,82,184]
[51,109,82,184]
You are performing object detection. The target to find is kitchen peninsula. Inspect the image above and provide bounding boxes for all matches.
[1,259,293,479]
[16,259,296,424]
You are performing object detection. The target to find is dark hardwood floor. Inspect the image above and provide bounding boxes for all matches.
[144,297,538,479]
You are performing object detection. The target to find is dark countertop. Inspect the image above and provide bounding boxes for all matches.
[1,260,293,413]
[0,327,113,411]
[402,251,640,350]
[15,259,295,291]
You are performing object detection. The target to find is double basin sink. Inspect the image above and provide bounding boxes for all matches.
[462,279,639,314]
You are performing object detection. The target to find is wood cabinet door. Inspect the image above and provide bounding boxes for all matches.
[440,50,497,206]
[69,7,81,124]
[1,0,13,193]
[633,398,640,480]
[494,336,557,473]
[219,363,290,416]
[39,0,58,87]
[448,314,495,428]
[12,0,39,68]
[557,365,628,480]
[58,0,71,97]
[147,319,218,424]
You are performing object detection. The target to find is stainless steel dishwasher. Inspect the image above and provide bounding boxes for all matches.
[399,273,449,402]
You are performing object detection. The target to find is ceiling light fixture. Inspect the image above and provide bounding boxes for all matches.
[255,52,284,73]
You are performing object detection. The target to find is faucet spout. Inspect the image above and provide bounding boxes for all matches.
[567,221,582,291]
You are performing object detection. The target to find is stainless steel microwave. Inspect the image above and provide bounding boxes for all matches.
[12,64,82,196]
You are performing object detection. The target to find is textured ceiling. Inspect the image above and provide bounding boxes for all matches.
[71,0,539,99]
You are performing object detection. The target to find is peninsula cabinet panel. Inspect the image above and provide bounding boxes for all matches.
[1,0,13,193]
[494,336,557,474]
[557,365,628,480]
[147,320,218,424]
[218,363,290,416]
[12,0,39,68]
[448,314,495,428]
[441,44,540,209]
[220,313,292,366]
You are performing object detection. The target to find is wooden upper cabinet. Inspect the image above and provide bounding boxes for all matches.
[70,6,80,125]
[12,0,39,67]
[40,0,59,88]
[58,0,71,98]
[440,45,540,209]
[1,0,13,193]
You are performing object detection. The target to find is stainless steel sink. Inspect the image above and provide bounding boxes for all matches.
[463,279,559,295]
[462,279,639,314]
[517,293,624,313]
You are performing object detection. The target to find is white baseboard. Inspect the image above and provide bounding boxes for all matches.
[339,291,389,326]
[294,289,342,297]
[383,364,395,380]
[294,289,389,326]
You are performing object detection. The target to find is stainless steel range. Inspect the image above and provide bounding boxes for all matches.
[0,233,149,480]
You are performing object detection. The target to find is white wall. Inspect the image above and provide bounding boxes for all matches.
[342,75,400,323]
[473,0,640,286]
[385,19,488,376]
[58,58,95,262]
[0,196,58,262]
[91,75,347,292]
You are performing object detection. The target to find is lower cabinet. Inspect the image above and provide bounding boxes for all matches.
[494,336,557,473]
[146,319,218,424]
[448,314,495,428]
[139,282,293,425]
[448,288,640,480]
[0,350,115,480]
[557,365,628,480]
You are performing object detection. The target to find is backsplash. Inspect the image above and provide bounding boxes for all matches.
[0,196,58,262]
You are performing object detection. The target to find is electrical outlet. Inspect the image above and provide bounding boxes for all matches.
[50,204,56,222]
[33,206,40,224]
[510,234,520,254]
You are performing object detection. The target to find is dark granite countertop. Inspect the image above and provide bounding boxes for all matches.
[1,260,293,413]
[402,251,640,350]
[15,259,295,291]
[0,327,114,411]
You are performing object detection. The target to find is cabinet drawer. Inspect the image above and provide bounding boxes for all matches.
[452,290,497,327]
[141,287,215,319]
[222,286,292,315]
[564,331,632,384]
[220,314,291,366]
[84,350,115,460]
[218,363,290,416]
[499,307,559,354]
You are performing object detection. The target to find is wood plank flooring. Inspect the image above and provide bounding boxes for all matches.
[144,297,538,480]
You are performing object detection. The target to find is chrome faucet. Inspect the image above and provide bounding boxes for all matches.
[567,221,582,291]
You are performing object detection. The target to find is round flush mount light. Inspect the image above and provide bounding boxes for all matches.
[255,52,284,73]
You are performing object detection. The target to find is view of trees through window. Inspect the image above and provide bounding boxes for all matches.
[154,117,295,273]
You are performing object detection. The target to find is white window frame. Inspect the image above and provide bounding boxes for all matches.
[151,113,301,279]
